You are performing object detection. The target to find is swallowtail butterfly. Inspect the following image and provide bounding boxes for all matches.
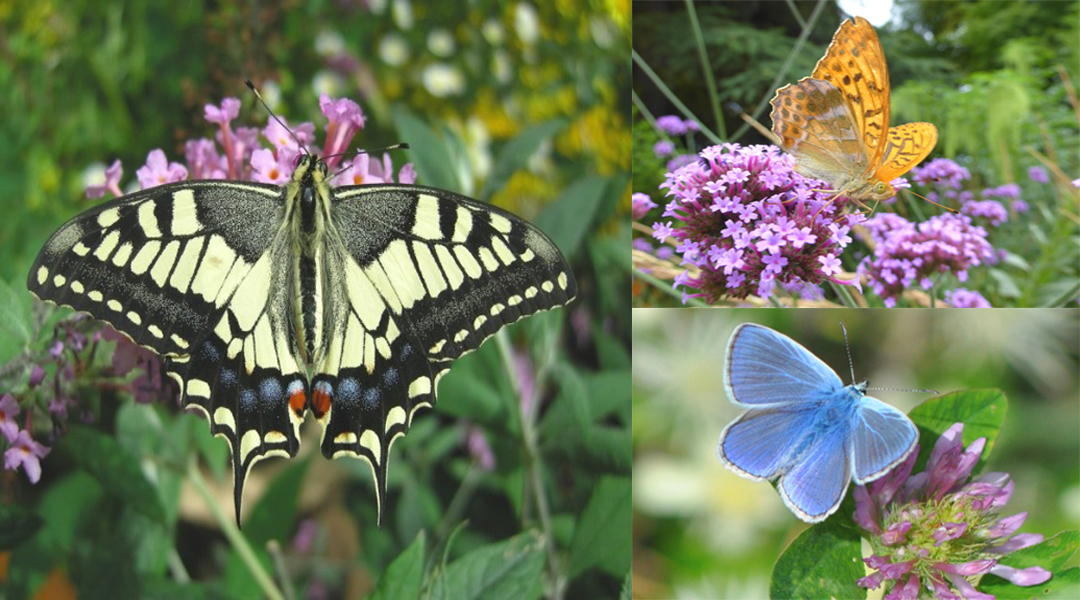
[29,150,576,524]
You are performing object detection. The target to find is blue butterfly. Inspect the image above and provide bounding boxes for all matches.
[716,323,919,523]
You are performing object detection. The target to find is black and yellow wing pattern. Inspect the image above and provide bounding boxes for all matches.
[29,155,576,523]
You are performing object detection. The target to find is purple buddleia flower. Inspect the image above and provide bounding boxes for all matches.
[1027,166,1049,184]
[855,423,1051,599]
[0,393,19,442]
[184,139,228,180]
[135,150,189,189]
[466,424,496,471]
[650,143,860,303]
[85,160,124,198]
[250,148,293,184]
[4,429,50,484]
[319,94,365,165]
[857,213,997,307]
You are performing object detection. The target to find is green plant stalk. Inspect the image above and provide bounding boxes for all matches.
[495,329,565,600]
[186,459,284,600]
[684,0,726,139]
[632,268,710,307]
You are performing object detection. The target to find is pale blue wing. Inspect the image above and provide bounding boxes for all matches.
[850,396,919,484]
[717,406,817,480]
[778,422,852,522]
[724,323,844,407]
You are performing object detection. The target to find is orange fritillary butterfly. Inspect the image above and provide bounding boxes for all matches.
[769,16,937,208]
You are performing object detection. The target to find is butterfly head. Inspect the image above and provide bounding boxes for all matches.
[844,178,897,203]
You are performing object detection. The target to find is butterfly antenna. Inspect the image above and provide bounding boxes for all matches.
[905,188,957,213]
[245,80,308,155]
[839,321,857,384]
[326,143,411,180]
[867,386,939,395]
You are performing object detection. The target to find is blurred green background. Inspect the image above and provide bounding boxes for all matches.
[0,1,631,598]
[632,309,1080,599]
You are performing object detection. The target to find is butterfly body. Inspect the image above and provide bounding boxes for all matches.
[769,16,937,206]
[716,323,918,522]
[29,153,576,523]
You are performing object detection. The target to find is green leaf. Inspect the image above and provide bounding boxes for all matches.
[0,503,44,550]
[479,119,567,202]
[568,476,630,578]
[979,530,1080,598]
[908,389,1008,471]
[535,175,609,259]
[392,107,461,191]
[0,277,31,364]
[428,530,546,600]
[553,361,591,444]
[57,425,165,522]
[989,268,1022,298]
[585,370,631,422]
[371,531,427,600]
[222,458,310,596]
[770,519,864,600]
[244,456,310,544]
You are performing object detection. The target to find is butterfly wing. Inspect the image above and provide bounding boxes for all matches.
[717,405,819,480]
[724,323,844,407]
[310,184,576,521]
[850,395,918,484]
[29,180,308,521]
[769,78,872,191]
[873,122,938,183]
[777,416,853,522]
[810,16,891,170]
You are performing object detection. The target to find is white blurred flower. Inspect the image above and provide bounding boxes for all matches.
[461,116,492,181]
[310,71,343,99]
[427,29,455,57]
[589,16,617,49]
[378,33,410,66]
[482,19,504,45]
[314,30,345,56]
[391,0,413,30]
[492,49,511,85]
[421,63,465,97]
[514,3,539,45]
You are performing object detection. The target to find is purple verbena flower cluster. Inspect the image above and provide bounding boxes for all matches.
[855,423,1051,599]
[651,143,861,303]
[656,115,691,136]
[856,213,998,307]
[633,192,658,220]
[944,288,992,308]
[1027,166,1049,184]
[981,183,1021,200]
[961,200,1008,227]
[653,140,675,157]
[911,158,971,191]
